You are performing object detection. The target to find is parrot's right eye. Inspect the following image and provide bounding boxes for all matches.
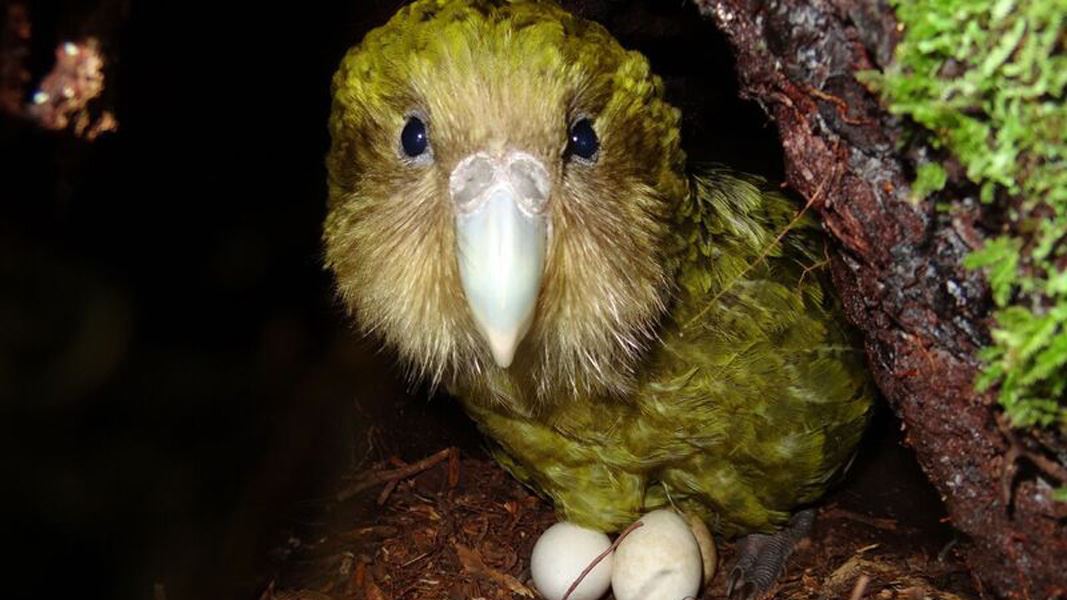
[400,116,430,159]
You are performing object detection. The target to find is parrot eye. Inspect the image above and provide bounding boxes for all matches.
[566,118,599,162]
[400,116,429,159]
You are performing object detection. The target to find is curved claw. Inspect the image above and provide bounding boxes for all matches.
[726,565,755,599]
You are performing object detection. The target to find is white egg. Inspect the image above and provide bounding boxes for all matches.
[530,521,613,600]
[611,509,703,600]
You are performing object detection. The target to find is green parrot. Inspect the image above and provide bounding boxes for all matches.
[324,0,872,596]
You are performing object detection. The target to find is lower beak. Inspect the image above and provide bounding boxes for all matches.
[451,152,550,368]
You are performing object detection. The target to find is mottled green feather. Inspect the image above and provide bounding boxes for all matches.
[326,0,872,539]
[460,169,871,536]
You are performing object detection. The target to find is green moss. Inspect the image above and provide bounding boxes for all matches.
[865,0,1067,431]
[912,162,948,200]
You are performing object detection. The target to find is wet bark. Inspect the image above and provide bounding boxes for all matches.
[693,0,1066,597]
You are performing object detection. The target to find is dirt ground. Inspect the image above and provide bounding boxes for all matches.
[261,433,978,600]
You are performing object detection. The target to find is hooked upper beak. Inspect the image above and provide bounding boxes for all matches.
[450,151,550,368]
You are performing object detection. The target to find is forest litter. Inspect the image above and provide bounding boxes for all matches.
[262,450,978,600]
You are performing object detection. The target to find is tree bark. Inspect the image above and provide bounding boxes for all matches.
[694,0,1067,597]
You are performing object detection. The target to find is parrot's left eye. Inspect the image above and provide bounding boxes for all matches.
[566,118,599,162]
[400,116,430,159]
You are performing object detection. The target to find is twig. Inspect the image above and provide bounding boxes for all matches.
[377,477,400,506]
[1023,449,1067,484]
[994,414,1067,512]
[447,446,461,488]
[400,552,430,568]
[683,163,838,331]
[337,447,456,502]
[561,520,645,600]
[1000,443,1020,512]
[797,242,832,287]
[847,574,871,600]
[807,86,870,126]
[821,507,898,531]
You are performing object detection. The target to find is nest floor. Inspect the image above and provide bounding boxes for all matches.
[262,421,978,600]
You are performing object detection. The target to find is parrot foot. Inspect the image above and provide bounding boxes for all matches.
[726,509,814,600]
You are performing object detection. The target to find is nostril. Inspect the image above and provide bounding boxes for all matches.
[450,154,497,212]
[508,156,551,213]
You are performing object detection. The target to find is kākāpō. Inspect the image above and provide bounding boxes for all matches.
[323,1,872,597]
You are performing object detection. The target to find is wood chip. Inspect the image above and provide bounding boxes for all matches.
[455,543,536,598]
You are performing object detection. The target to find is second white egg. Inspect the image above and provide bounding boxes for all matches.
[611,509,703,600]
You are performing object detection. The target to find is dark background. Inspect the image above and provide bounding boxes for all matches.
[2,2,912,599]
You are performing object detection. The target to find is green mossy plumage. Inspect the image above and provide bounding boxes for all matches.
[326,0,872,537]
[463,169,870,535]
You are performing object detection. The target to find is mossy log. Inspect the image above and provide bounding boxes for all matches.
[694,0,1066,597]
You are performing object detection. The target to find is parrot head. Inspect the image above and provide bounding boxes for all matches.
[325,0,687,404]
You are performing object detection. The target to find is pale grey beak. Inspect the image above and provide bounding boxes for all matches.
[450,152,550,368]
